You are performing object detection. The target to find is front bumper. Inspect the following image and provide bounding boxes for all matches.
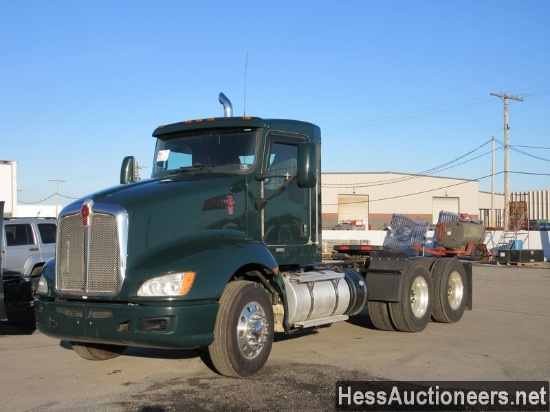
[35,298,218,349]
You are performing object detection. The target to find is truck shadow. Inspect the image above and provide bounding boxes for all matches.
[55,310,377,376]
[57,329,329,376]
[344,307,377,330]
[58,340,201,361]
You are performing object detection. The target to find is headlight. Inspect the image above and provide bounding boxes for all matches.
[36,275,49,295]
[137,272,196,297]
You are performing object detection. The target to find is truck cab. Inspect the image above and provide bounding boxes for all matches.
[35,94,471,378]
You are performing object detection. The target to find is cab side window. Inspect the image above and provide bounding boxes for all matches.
[5,224,35,246]
[265,142,300,202]
[38,223,57,244]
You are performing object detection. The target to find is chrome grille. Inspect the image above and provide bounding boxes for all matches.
[56,204,125,296]
[57,214,85,292]
[88,213,119,293]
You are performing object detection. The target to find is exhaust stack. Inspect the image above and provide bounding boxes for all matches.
[218,93,233,117]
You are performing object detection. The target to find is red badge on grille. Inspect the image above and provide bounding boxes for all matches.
[225,195,235,216]
[81,200,93,227]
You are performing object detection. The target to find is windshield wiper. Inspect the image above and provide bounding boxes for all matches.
[168,163,213,175]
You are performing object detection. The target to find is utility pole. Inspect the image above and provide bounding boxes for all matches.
[49,179,65,217]
[489,136,495,228]
[135,160,147,181]
[490,92,523,229]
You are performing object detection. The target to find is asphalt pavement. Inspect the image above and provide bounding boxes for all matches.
[1,262,549,411]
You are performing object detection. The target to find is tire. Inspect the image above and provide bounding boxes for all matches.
[389,262,433,332]
[469,244,485,261]
[209,281,274,377]
[70,341,127,360]
[412,256,438,272]
[367,301,396,331]
[431,258,467,323]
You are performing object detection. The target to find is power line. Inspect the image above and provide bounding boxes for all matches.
[323,97,497,136]
[322,139,495,188]
[322,172,502,206]
[512,145,550,150]
[321,86,550,138]
[18,192,80,204]
[322,170,550,206]
[18,194,55,204]
[59,194,81,200]
[49,179,65,217]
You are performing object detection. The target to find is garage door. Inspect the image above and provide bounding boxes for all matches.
[432,197,459,223]
[338,194,369,228]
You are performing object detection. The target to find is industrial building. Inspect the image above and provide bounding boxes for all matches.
[321,172,549,230]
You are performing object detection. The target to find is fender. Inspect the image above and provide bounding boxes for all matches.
[126,231,279,302]
[21,254,47,276]
[41,231,279,303]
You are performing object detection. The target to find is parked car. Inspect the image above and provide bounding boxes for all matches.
[2,268,40,321]
[1,217,57,276]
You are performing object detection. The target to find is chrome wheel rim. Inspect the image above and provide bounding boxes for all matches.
[410,276,430,318]
[236,301,269,359]
[448,271,464,310]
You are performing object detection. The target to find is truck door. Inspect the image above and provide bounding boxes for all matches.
[3,223,37,274]
[262,134,310,247]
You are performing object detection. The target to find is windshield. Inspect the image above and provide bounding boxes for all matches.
[152,128,259,178]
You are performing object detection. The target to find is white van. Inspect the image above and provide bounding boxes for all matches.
[2,217,57,276]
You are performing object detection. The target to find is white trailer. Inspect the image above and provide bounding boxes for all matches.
[0,161,17,217]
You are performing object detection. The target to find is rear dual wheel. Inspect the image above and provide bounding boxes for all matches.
[367,301,395,331]
[431,258,467,323]
[389,262,433,333]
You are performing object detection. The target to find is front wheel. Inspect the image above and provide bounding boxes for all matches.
[70,341,127,360]
[209,281,274,377]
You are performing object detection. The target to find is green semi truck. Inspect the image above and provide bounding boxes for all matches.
[34,94,472,377]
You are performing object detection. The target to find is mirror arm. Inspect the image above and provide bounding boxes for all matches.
[255,175,296,210]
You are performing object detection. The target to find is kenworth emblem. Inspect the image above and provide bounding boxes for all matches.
[81,199,94,227]
[225,195,235,216]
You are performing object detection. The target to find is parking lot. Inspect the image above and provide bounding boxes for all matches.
[1,263,549,411]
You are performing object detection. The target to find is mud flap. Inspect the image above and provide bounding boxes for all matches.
[462,261,473,310]
[365,272,402,302]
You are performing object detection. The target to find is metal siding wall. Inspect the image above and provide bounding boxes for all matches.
[322,173,478,217]
[322,174,548,227]
[518,190,550,221]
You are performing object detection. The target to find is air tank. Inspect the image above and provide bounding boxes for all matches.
[436,221,485,249]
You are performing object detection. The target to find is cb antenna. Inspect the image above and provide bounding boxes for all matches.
[243,51,248,116]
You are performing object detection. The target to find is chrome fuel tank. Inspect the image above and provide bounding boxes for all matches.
[282,269,366,328]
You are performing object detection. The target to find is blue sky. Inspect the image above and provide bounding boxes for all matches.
[1,1,549,209]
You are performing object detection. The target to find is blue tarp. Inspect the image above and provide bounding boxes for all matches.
[383,214,429,256]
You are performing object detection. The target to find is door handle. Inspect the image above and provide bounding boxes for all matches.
[29,247,39,251]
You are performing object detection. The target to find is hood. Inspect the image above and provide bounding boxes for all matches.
[62,173,251,267]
